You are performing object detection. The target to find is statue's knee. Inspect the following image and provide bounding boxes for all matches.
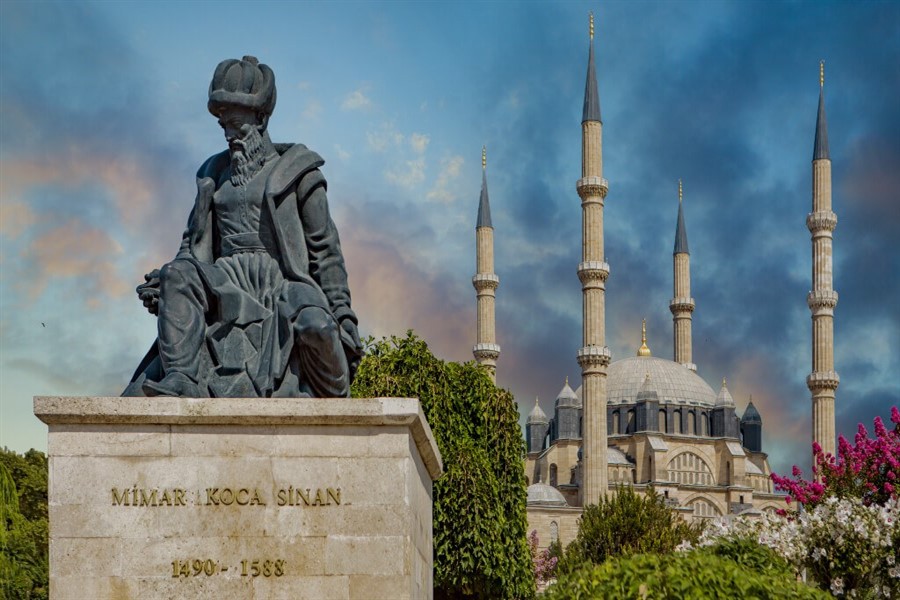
[296,307,337,346]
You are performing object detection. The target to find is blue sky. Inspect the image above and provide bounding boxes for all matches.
[1,1,897,476]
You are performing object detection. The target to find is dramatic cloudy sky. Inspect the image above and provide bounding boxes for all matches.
[1,1,897,476]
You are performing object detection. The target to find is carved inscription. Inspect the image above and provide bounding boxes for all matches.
[110,486,341,507]
[171,559,285,578]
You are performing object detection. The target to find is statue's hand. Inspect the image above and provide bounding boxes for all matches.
[340,319,363,381]
[340,319,363,357]
[137,269,161,316]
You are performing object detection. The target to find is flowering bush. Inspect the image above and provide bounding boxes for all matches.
[771,407,900,508]
[689,497,899,598]
[528,530,558,585]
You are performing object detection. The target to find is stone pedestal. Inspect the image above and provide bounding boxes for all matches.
[34,396,442,600]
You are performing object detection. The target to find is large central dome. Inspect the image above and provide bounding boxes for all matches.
[577,356,717,407]
[609,356,717,406]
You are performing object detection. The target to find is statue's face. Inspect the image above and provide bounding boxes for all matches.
[216,106,262,151]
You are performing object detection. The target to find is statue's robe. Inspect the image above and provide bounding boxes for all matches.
[124,143,358,398]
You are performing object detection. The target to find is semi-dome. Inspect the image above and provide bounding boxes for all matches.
[527,483,568,507]
[578,356,718,407]
[607,446,633,466]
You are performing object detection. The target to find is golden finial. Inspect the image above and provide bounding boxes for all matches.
[819,60,825,88]
[637,318,652,356]
[678,179,683,203]
[589,12,594,40]
[482,145,486,170]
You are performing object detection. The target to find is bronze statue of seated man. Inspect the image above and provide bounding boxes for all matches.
[124,56,361,398]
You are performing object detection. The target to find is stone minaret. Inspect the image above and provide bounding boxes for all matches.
[576,13,611,505]
[473,146,500,381]
[670,180,697,371]
[807,61,839,457]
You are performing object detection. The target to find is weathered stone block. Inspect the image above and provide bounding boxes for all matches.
[36,396,441,599]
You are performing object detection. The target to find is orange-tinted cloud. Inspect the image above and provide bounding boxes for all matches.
[19,220,129,303]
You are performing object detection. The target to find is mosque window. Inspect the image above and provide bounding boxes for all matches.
[688,497,721,521]
[550,521,559,544]
[658,409,667,433]
[674,410,682,434]
[626,409,635,434]
[612,410,620,435]
[688,410,696,435]
[666,452,714,486]
[550,463,558,487]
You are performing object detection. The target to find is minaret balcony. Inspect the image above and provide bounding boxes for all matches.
[577,176,609,200]
[669,297,696,313]
[806,210,837,233]
[681,362,698,372]
[807,290,838,312]
[577,261,610,285]
[807,370,840,391]
[472,273,500,291]
[473,343,501,361]
[577,345,612,369]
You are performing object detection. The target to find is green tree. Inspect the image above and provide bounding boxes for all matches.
[543,551,831,599]
[559,485,702,573]
[0,449,49,600]
[351,332,534,599]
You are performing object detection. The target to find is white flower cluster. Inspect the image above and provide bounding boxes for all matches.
[687,497,899,597]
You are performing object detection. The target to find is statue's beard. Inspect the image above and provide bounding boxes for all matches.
[229,127,267,187]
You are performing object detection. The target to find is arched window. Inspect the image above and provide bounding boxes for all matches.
[658,409,667,433]
[550,521,559,544]
[688,497,721,521]
[674,410,682,434]
[626,409,635,434]
[688,410,696,435]
[612,410,620,435]
[549,463,558,487]
[666,452,715,486]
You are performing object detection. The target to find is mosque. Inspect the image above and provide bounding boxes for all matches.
[469,15,839,548]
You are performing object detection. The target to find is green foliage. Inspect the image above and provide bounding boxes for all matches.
[700,537,792,578]
[543,552,832,600]
[351,332,534,599]
[559,485,702,573]
[0,448,49,600]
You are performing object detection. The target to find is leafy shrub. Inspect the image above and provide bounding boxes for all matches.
[351,332,534,599]
[559,485,702,573]
[0,449,49,600]
[543,552,831,600]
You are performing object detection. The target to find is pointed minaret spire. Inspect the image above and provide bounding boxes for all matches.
[582,12,602,123]
[476,145,492,227]
[813,61,830,160]
[577,10,611,505]
[473,146,500,381]
[671,179,696,371]
[807,60,839,460]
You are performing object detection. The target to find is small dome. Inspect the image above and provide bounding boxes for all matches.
[556,377,580,408]
[745,460,764,476]
[716,378,735,407]
[607,447,633,466]
[527,483,568,507]
[527,397,548,424]
[741,400,761,424]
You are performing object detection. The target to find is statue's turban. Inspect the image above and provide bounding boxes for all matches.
[208,56,276,117]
